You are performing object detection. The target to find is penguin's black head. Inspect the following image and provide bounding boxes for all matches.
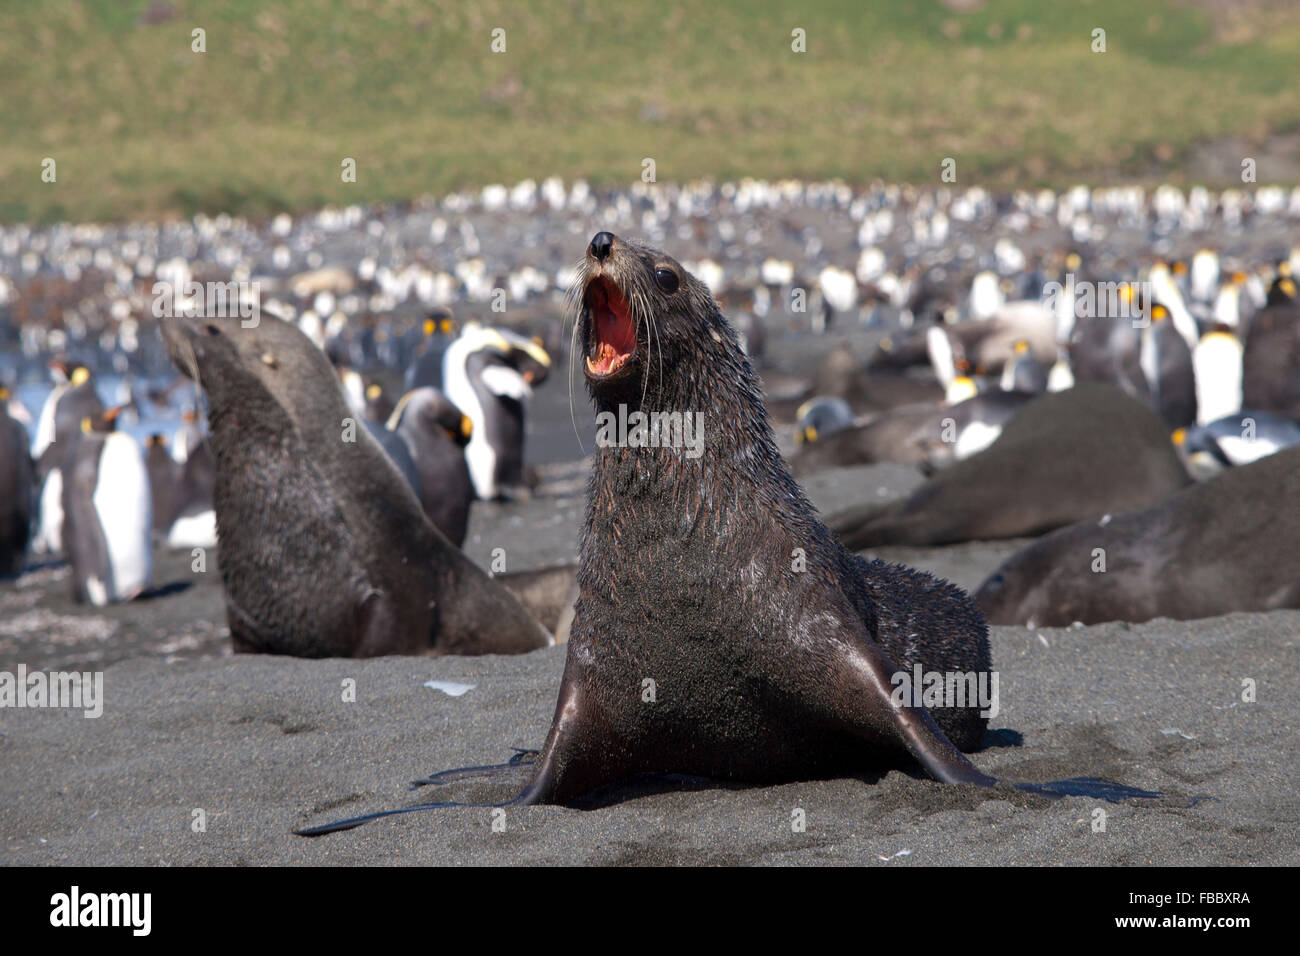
[391,387,473,448]
[794,396,854,445]
[511,339,551,388]
[1267,275,1296,307]
[571,232,731,407]
[423,307,456,339]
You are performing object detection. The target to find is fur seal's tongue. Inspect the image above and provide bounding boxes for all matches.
[585,277,636,376]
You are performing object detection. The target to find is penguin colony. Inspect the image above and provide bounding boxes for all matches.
[2,178,1299,638]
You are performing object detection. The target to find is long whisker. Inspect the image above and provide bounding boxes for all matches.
[634,286,651,411]
[652,288,664,405]
[564,257,588,455]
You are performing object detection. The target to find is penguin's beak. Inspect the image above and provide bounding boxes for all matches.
[446,414,473,447]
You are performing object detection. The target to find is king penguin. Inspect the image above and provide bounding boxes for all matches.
[1138,304,1197,429]
[1173,410,1300,479]
[61,409,153,605]
[443,323,552,500]
[32,362,104,480]
[1242,276,1300,421]
[386,387,476,547]
[404,308,458,391]
[1192,329,1244,426]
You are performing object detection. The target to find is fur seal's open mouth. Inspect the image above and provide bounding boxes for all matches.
[583,276,637,379]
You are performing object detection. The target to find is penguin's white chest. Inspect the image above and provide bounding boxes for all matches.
[36,468,64,554]
[92,433,153,603]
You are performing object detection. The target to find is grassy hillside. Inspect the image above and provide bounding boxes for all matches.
[2,0,1299,223]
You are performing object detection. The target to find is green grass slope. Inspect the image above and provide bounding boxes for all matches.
[2,0,1299,223]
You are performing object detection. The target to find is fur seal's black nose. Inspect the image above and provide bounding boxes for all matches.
[589,232,615,262]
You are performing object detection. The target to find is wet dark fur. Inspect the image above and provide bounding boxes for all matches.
[528,236,991,802]
[159,313,550,657]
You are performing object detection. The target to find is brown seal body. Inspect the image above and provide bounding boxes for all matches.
[513,233,1003,805]
[160,312,550,657]
[977,445,1300,627]
[828,384,1192,549]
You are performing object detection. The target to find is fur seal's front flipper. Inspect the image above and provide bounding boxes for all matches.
[837,626,1159,801]
[834,630,997,788]
[507,669,621,807]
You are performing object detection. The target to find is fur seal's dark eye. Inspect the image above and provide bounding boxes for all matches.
[654,268,679,293]
[205,324,221,336]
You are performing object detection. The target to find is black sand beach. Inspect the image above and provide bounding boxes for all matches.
[3,450,1296,866]
[2,610,1295,866]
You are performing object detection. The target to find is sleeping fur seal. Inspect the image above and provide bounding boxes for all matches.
[828,384,1191,549]
[976,444,1300,627]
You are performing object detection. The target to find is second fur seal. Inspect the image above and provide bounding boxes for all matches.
[160,312,551,657]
